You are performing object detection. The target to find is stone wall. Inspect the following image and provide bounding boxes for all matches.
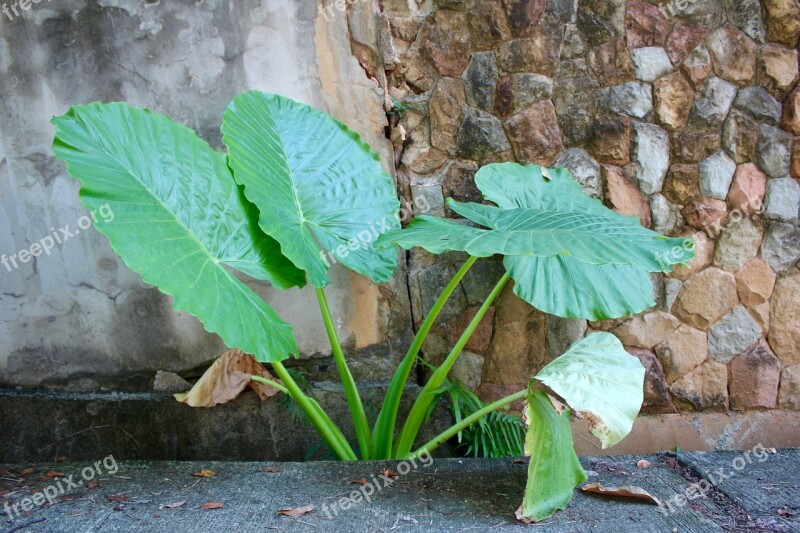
[378,0,800,413]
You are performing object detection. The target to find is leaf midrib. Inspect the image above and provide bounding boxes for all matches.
[69,109,227,273]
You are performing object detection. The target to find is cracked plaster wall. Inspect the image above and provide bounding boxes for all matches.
[0,0,411,389]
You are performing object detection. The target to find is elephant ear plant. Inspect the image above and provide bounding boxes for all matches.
[51,91,692,522]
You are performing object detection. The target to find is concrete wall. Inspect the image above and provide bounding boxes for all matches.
[0,0,411,389]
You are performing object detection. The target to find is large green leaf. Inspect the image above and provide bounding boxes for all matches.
[534,333,645,448]
[377,162,688,319]
[474,163,667,319]
[475,162,604,214]
[504,255,654,320]
[516,390,587,523]
[382,199,681,272]
[222,91,400,288]
[52,102,302,362]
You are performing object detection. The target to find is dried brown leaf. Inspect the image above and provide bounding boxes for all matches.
[163,500,187,509]
[58,492,84,502]
[581,483,661,505]
[107,494,129,503]
[192,469,216,478]
[19,467,35,476]
[546,393,567,415]
[200,501,224,510]
[86,480,103,489]
[379,469,398,479]
[41,470,65,481]
[276,504,314,517]
[349,479,368,485]
[259,467,280,474]
[174,349,283,407]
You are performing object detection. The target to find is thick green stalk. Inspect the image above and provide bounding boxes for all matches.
[371,256,479,459]
[316,287,372,459]
[407,389,527,460]
[249,375,289,394]
[271,361,357,461]
[394,273,511,458]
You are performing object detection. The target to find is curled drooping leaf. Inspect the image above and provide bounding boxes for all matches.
[174,349,282,407]
[534,333,645,449]
[516,390,587,523]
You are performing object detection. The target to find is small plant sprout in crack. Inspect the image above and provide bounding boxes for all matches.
[51,91,691,523]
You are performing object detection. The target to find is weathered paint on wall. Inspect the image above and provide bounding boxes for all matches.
[0,0,411,389]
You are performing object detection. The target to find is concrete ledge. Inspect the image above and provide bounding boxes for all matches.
[4,387,800,463]
[573,411,800,455]
[1,452,798,531]
[0,385,452,463]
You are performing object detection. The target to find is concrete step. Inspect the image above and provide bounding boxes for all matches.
[1,451,798,532]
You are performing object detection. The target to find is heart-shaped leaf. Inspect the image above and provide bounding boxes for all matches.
[52,103,300,362]
[222,91,400,288]
[377,162,688,320]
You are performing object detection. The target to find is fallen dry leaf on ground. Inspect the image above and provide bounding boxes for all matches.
[581,483,661,505]
[277,505,314,517]
[259,467,280,473]
[200,501,224,510]
[379,469,398,478]
[41,470,65,481]
[58,492,84,502]
[637,460,652,469]
[107,494,129,503]
[192,469,216,478]
[19,467,35,476]
[86,480,103,489]
[349,479,368,485]
[174,349,283,407]
[163,500,187,509]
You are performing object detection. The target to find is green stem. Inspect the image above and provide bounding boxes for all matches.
[406,389,527,460]
[394,273,511,458]
[316,287,372,459]
[249,375,288,394]
[271,361,357,461]
[371,256,479,459]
